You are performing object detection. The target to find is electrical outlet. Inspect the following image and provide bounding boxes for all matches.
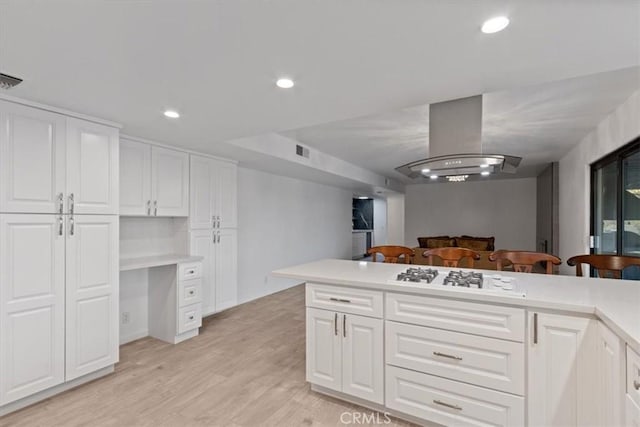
[121,312,130,324]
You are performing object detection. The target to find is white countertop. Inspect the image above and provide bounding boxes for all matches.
[120,254,203,271]
[272,259,640,353]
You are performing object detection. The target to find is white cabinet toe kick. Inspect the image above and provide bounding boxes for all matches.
[304,282,632,427]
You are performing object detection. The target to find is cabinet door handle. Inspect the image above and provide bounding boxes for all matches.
[147,200,151,215]
[329,297,352,303]
[533,312,538,344]
[68,193,74,215]
[217,216,220,228]
[433,400,462,411]
[433,351,463,361]
[334,313,338,336]
[58,215,64,236]
[153,200,158,216]
[212,215,215,228]
[57,193,64,214]
[343,314,346,338]
[634,380,640,391]
[69,216,74,236]
[217,231,220,243]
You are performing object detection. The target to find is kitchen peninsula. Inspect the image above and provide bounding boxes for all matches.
[273,259,640,427]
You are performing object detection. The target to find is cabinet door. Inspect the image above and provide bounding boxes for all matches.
[214,228,237,312]
[211,159,237,229]
[342,314,383,404]
[190,229,215,315]
[66,215,119,381]
[151,147,189,217]
[628,394,640,427]
[66,118,119,214]
[119,139,151,216]
[0,214,65,404]
[598,322,624,427]
[0,101,66,213]
[189,155,213,229]
[528,312,599,427]
[306,308,342,392]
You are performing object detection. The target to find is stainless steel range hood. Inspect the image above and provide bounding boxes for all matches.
[396,95,521,180]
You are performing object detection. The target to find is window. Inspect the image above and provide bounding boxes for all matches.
[591,137,640,278]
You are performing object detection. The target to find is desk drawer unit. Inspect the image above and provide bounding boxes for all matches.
[386,365,524,427]
[386,293,525,342]
[628,345,640,408]
[386,321,525,395]
[306,283,383,318]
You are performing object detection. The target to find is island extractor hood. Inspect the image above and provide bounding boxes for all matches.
[396,95,521,181]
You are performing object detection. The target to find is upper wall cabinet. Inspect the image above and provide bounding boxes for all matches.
[189,155,237,230]
[0,100,119,215]
[120,139,189,217]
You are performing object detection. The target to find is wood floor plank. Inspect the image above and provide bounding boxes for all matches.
[0,285,415,427]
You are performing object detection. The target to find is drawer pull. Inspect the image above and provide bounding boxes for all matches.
[634,380,640,391]
[329,297,352,303]
[334,313,338,336]
[433,351,463,361]
[188,315,194,320]
[188,290,195,295]
[433,399,462,411]
[187,270,195,274]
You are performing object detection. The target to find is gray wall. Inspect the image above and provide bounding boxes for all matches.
[405,178,537,251]
[237,167,352,304]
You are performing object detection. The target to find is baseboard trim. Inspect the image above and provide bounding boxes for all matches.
[0,366,114,417]
[120,329,149,345]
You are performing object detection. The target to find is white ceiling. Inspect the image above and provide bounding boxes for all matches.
[283,67,640,182]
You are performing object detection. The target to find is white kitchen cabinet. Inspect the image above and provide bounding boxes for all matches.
[628,394,640,427]
[0,101,66,214]
[528,311,599,427]
[119,139,151,216]
[65,215,119,380]
[189,229,238,315]
[151,146,188,217]
[66,118,119,214]
[0,214,65,405]
[305,307,383,404]
[189,155,237,230]
[598,322,624,427]
[120,140,188,217]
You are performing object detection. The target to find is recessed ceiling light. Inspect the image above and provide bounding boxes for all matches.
[480,164,489,168]
[421,168,431,173]
[357,196,369,200]
[481,171,491,176]
[430,175,438,180]
[164,110,180,118]
[481,16,510,34]
[276,78,294,89]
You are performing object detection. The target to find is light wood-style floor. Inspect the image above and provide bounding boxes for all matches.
[1,285,416,427]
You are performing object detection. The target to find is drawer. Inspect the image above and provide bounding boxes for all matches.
[386,321,524,395]
[628,345,640,408]
[627,393,640,427]
[178,262,202,281]
[386,292,525,342]
[306,283,383,318]
[386,365,524,427]
[178,279,202,308]
[178,303,202,334]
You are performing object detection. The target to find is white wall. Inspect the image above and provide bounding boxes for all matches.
[559,91,640,274]
[386,193,406,245]
[373,198,387,246]
[237,167,352,304]
[405,178,537,251]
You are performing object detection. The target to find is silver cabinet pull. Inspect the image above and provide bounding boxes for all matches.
[189,290,195,296]
[212,215,215,228]
[57,193,64,214]
[329,297,352,303]
[217,231,220,243]
[433,351,463,361]
[187,270,195,274]
[634,380,640,391]
[343,314,346,338]
[68,193,74,215]
[433,400,462,411]
[147,200,151,215]
[69,216,74,236]
[217,215,220,228]
[153,200,158,216]
[334,313,338,336]
[58,215,63,236]
[188,315,194,321]
[533,312,538,344]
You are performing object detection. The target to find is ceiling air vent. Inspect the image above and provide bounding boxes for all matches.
[296,144,310,159]
[0,73,23,89]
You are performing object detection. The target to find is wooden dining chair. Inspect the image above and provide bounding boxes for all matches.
[489,250,561,274]
[422,247,481,268]
[566,254,640,279]
[367,245,415,264]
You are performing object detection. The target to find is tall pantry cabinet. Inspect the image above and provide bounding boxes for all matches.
[0,98,119,407]
[189,155,238,315]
